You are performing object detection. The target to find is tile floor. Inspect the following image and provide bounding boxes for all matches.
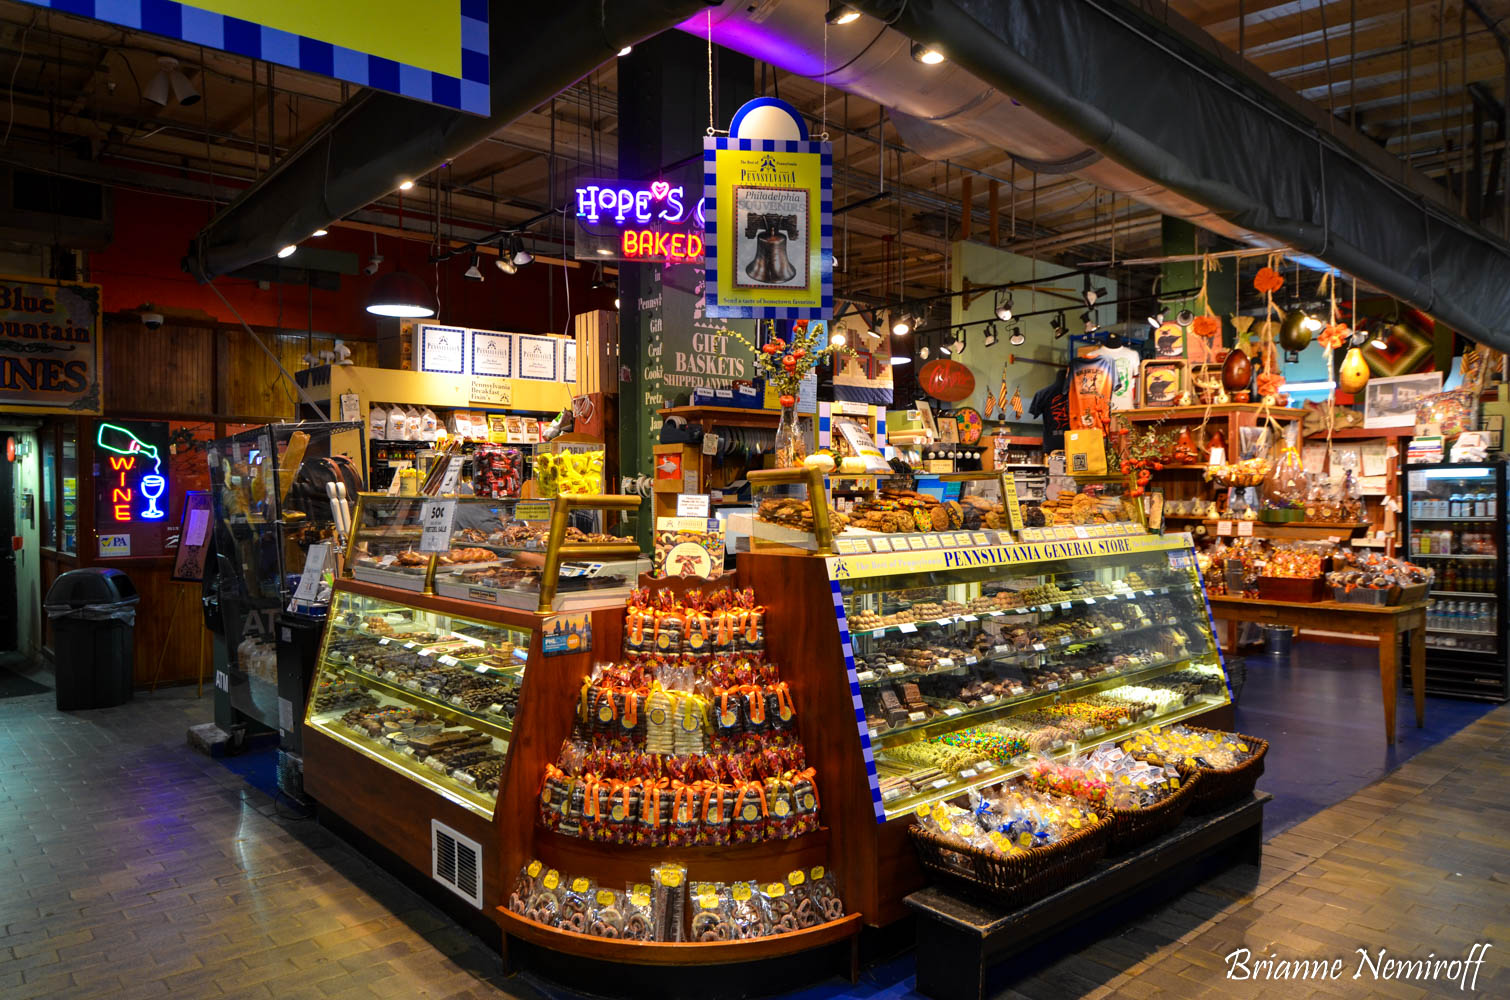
[1,648,1506,1000]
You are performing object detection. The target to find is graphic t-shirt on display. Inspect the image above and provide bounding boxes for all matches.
[1029,373,1070,452]
[1069,354,1114,431]
[1099,345,1142,410]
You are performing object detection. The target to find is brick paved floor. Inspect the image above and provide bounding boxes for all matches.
[1,679,1505,999]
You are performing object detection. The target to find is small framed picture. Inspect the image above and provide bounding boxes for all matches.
[1140,360,1188,407]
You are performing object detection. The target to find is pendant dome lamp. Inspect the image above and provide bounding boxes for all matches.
[365,191,435,318]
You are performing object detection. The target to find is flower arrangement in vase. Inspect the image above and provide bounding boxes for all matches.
[726,319,854,467]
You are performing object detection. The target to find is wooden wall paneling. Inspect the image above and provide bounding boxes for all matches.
[221,329,298,420]
[103,319,216,414]
[125,564,209,688]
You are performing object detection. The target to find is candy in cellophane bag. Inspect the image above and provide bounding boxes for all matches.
[699,781,735,846]
[621,882,655,941]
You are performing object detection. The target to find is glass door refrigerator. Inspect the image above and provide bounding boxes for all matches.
[1402,462,1507,701]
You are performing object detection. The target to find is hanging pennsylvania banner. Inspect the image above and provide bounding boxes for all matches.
[703,135,832,320]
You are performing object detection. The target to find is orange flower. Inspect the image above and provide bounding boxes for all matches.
[1256,373,1286,397]
[1253,267,1284,294]
[1318,324,1350,349]
[1191,314,1221,340]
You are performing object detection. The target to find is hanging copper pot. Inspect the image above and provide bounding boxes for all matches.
[1339,347,1371,394]
[1278,309,1313,362]
[1221,346,1253,393]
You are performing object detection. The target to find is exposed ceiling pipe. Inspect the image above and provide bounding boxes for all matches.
[184,0,716,281]
[680,0,1275,249]
[685,0,1510,346]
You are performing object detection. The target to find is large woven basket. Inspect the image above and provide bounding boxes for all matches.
[908,808,1112,910]
[1178,726,1268,813]
[1103,767,1202,853]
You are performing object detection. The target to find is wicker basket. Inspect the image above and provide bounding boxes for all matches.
[1178,726,1269,813]
[909,810,1112,910]
[1103,767,1202,853]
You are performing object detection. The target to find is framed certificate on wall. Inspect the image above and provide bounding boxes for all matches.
[515,335,560,382]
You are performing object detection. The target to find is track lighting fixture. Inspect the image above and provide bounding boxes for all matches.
[276,245,297,259]
[144,56,199,107]
[829,329,846,347]
[982,322,999,348]
[826,3,861,24]
[618,45,633,57]
[464,253,484,281]
[509,235,533,267]
[892,312,912,336]
[910,41,945,64]
[398,179,415,191]
[946,326,967,356]
[994,290,1013,322]
[1050,311,1068,339]
[919,341,931,360]
[496,255,518,276]
[1008,324,1025,346]
[889,353,912,366]
[1147,307,1166,329]
[1082,310,1100,333]
[311,228,329,238]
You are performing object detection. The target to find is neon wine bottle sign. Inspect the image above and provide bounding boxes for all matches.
[572,178,705,263]
[96,422,167,521]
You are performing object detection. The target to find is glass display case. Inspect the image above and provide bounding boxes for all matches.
[305,588,534,818]
[206,421,366,727]
[826,532,1228,820]
[1402,462,1507,701]
[344,493,645,611]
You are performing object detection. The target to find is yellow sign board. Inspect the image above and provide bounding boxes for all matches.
[23,0,489,115]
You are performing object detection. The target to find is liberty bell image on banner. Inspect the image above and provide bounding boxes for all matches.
[744,212,799,283]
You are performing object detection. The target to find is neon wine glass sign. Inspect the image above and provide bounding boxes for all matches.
[96,422,167,521]
[573,179,705,262]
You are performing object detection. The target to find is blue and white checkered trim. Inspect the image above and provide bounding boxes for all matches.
[703,136,833,321]
[831,579,886,823]
[818,402,831,448]
[22,0,489,115]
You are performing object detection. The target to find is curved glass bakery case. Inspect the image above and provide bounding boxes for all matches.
[827,532,1228,820]
[344,494,645,610]
[305,589,533,817]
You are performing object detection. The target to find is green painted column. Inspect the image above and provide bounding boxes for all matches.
[617,34,753,546]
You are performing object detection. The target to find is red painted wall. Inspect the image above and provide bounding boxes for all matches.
[88,187,614,335]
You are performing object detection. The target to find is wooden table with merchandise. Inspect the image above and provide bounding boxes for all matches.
[1207,596,1427,744]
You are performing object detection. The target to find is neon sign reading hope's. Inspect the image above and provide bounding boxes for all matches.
[573,179,705,263]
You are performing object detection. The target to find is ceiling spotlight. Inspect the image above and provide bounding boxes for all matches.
[892,312,911,336]
[1050,311,1068,339]
[1081,310,1100,333]
[144,56,199,107]
[919,342,931,360]
[826,3,861,24]
[982,322,999,348]
[276,245,297,259]
[946,326,968,355]
[311,228,329,238]
[1175,308,1194,328]
[1009,324,1026,346]
[829,329,846,347]
[614,296,621,309]
[1367,322,1389,350]
[496,255,518,276]
[1301,314,1324,334]
[889,354,912,366]
[910,41,946,65]
[365,270,435,318]
[463,253,484,281]
[618,45,633,57]
[398,179,415,191]
[994,290,1013,322]
[509,235,533,267]
[1147,307,1166,329]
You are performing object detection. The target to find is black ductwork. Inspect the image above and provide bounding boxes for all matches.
[858,0,1510,349]
[185,0,714,281]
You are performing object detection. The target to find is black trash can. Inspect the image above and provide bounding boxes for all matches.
[45,568,140,711]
